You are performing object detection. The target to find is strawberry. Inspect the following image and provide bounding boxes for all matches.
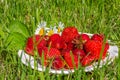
[102,43,109,59]
[37,37,47,49]
[61,27,79,43]
[84,40,109,59]
[47,48,61,59]
[63,50,78,69]
[81,34,90,42]
[61,49,70,56]
[72,48,86,59]
[48,34,68,49]
[48,34,61,49]
[76,34,90,42]
[38,47,61,59]
[48,34,61,42]
[38,47,48,66]
[72,34,90,49]
[38,47,48,58]
[91,34,104,42]
[52,57,65,69]
[60,41,67,49]
[25,36,34,55]
[67,41,74,50]
[80,55,95,66]
[38,47,61,66]
[25,35,47,55]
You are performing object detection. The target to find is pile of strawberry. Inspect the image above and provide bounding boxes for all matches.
[25,27,109,70]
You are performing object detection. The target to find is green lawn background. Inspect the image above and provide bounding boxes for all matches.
[0,0,120,80]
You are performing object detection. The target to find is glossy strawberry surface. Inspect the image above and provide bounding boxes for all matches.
[25,35,47,55]
[84,40,109,59]
[52,57,65,69]
[91,34,104,42]
[61,27,79,43]
[63,50,78,69]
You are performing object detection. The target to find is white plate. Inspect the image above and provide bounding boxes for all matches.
[18,27,119,74]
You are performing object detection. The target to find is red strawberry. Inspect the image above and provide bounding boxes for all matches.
[38,47,61,66]
[80,55,95,66]
[72,48,86,59]
[38,47,61,59]
[52,57,65,69]
[37,37,47,49]
[91,34,104,42]
[38,47,48,66]
[38,47,48,58]
[61,49,70,56]
[25,36,34,55]
[47,48,61,59]
[48,34,61,49]
[61,27,79,43]
[48,34,61,42]
[60,41,67,49]
[67,41,74,50]
[25,35,47,55]
[80,34,90,42]
[102,43,109,59]
[72,34,90,49]
[84,40,109,59]
[76,34,90,42]
[63,50,78,69]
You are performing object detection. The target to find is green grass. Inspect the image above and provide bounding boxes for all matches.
[0,0,120,80]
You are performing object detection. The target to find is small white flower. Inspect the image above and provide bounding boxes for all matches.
[53,26,58,33]
[38,21,46,28]
[46,26,52,33]
[58,22,64,30]
[57,22,64,33]
[36,21,47,35]
[47,26,54,36]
